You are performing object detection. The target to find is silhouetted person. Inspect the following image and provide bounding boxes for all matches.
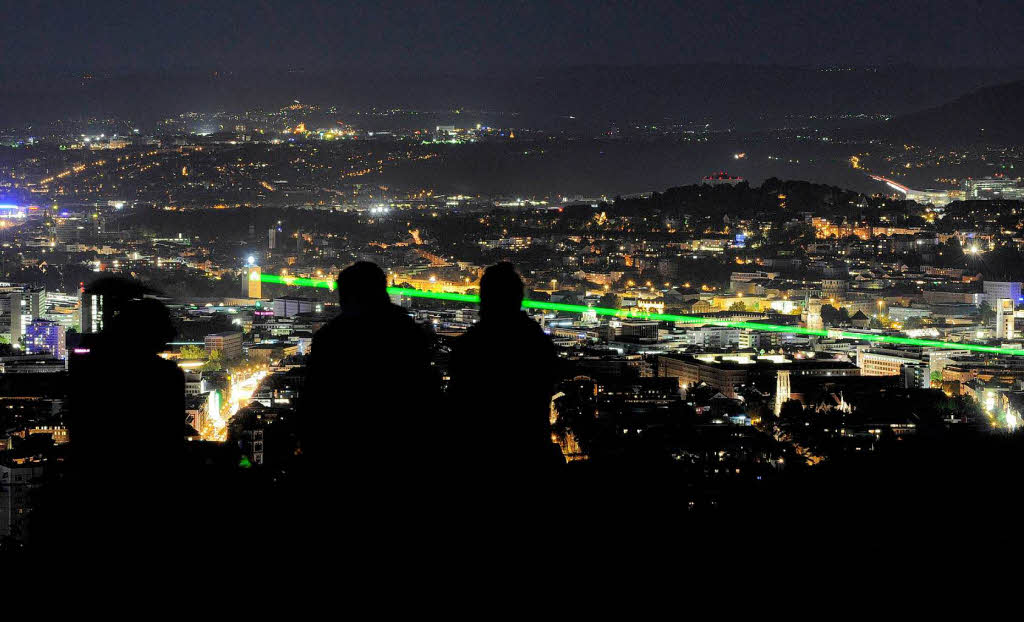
[30,279,184,555]
[299,261,438,478]
[449,262,563,473]
[73,297,183,472]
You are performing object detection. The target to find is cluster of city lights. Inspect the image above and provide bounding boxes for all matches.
[259,274,1024,356]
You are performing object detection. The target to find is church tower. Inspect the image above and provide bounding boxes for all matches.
[774,370,791,415]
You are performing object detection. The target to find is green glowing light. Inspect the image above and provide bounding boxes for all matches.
[260,274,337,290]
[259,274,1024,356]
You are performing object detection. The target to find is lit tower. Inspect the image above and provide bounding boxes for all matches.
[804,297,823,331]
[246,256,262,299]
[774,370,791,416]
[997,298,1014,339]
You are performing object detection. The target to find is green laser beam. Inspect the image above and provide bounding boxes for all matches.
[259,273,1024,356]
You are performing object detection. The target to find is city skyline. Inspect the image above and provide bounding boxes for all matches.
[5,0,1024,554]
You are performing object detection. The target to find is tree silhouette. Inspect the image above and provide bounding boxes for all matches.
[978,301,996,323]
[599,293,621,309]
[201,349,223,372]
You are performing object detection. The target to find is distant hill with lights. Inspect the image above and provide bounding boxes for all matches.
[4,64,1024,130]
[876,79,1024,145]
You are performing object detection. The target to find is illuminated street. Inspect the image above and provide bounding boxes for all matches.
[203,366,270,442]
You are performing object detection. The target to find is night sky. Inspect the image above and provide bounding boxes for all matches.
[2,0,1022,73]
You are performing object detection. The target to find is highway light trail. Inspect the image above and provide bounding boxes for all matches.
[259,273,1024,356]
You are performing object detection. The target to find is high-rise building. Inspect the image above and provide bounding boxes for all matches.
[9,291,23,347]
[983,281,1023,305]
[25,319,66,359]
[996,298,1015,339]
[268,226,279,250]
[6,287,44,348]
[53,215,102,243]
[80,291,104,333]
[248,266,262,299]
[903,363,930,389]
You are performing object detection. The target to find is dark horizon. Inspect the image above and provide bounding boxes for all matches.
[4,62,1024,131]
[4,0,1024,129]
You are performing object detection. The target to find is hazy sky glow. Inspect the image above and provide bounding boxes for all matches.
[2,0,1022,73]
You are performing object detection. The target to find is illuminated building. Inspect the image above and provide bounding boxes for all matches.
[53,215,96,243]
[247,265,262,299]
[700,171,744,186]
[857,348,923,376]
[657,353,859,398]
[821,279,847,300]
[811,217,872,240]
[0,354,66,373]
[205,331,243,360]
[7,291,24,347]
[774,370,791,415]
[0,204,27,234]
[41,292,81,332]
[81,291,104,333]
[903,363,930,389]
[619,320,660,342]
[963,176,1024,200]
[804,300,823,331]
[272,296,319,318]
[983,281,1023,305]
[904,188,956,206]
[5,287,44,348]
[479,237,532,251]
[274,278,1024,358]
[870,175,957,206]
[680,325,740,348]
[996,298,1015,340]
[25,319,66,359]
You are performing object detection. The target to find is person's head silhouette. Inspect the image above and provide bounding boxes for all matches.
[83,276,155,333]
[71,290,177,468]
[338,261,390,312]
[479,262,524,321]
[105,298,176,355]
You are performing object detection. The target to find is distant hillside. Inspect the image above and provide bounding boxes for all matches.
[3,64,1024,129]
[877,80,1024,145]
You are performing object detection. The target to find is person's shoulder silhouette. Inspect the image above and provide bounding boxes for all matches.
[300,262,437,473]
[34,278,184,556]
[71,280,183,471]
[449,262,561,470]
